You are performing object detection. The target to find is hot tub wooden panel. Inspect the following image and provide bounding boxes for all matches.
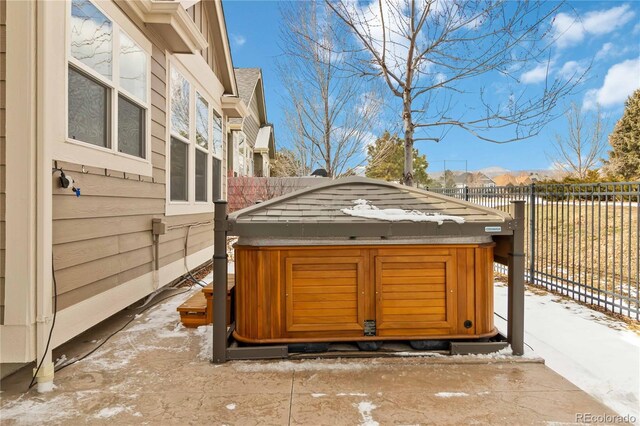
[233,244,495,344]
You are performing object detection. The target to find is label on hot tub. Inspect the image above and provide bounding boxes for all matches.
[484,226,502,233]
[364,320,376,336]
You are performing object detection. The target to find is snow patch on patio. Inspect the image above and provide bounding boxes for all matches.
[196,324,213,361]
[354,401,379,426]
[434,392,469,398]
[341,199,465,224]
[0,391,101,424]
[94,405,126,419]
[234,360,372,373]
[225,403,236,410]
[311,393,327,398]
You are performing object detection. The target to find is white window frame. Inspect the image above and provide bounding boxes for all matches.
[64,0,152,174]
[166,59,224,215]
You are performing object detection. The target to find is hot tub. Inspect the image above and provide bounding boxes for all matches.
[227,177,513,345]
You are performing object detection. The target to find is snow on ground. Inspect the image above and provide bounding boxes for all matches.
[232,360,374,373]
[434,392,469,398]
[341,199,465,224]
[494,283,640,418]
[354,401,379,426]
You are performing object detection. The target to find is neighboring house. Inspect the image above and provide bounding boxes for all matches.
[453,172,496,188]
[0,0,247,385]
[228,68,275,177]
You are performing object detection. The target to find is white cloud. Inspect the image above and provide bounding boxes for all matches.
[583,57,640,109]
[553,5,636,49]
[595,42,614,61]
[231,34,246,47]
[520,63,549,84]
[557,60,586,80]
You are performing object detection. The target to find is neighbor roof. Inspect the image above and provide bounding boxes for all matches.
[227,177,513,238]
[234,68,261,106]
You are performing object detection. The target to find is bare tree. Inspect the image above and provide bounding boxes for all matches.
[326,0,585,186]
[549,103,606,180]
[278,1,383,177]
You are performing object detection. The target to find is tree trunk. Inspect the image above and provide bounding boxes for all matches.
[402,90,414,186]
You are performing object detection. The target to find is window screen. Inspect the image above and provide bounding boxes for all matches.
[195,149,208,202]
[212,157,222,201]
[118,95,145,158]
[68,66,110,148]
[170,137,188,201]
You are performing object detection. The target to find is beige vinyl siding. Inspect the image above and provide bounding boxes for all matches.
[244,94,261,149]
[187,2,223,83]
[52,43,213,311]
[0,0,6,324]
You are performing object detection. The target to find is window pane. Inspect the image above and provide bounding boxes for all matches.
[68,66,110,147]
[170,68,190,139]
[118,95,145,158]
[213,111,223,157]
[195,149,208,202]
[70,0,112,79]
[120,32,147,101]
[212,157,222,201]
[170,137,188,201]
[196,93,209,149]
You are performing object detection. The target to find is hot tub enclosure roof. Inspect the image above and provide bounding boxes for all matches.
[227,176,514,238]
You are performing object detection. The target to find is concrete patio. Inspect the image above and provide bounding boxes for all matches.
[0,287,618,425]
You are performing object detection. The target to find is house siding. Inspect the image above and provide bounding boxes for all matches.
[187,2,224,85]
[51,25,213,310]
[0,0,6,325]
[244,93,260,148]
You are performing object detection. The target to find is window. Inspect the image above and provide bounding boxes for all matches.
[68,67,110,147]
[170,137,188,201]
[168,62,225,211]
[67,0,149,160]
[195,150,207,202]
[212,157,222,201]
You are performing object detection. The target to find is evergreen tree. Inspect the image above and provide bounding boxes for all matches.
[365,132,430,186]
[604,90,640,180]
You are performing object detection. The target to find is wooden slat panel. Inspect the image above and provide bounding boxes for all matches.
[381,291,445,300]
[382,306,445,315]
[380,276,445,285]
[293,301,357,309]
[292,270,357,279]
[292,263,355,272]
[381,267,445,276]
[292,285,356,294]
[381,284,445,293]
[293,308,356,317]
[292,293,357,302]
[285,255,364,333]
[291,277,356,286]
[382,314,446,322]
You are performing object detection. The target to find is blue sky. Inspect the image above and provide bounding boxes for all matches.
[223,1,640,173]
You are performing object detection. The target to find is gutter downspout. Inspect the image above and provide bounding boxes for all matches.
[34,0,55,392]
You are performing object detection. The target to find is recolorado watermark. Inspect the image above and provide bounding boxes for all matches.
[576,413,636,424]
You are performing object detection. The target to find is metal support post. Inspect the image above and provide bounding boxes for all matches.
[213,200,228,363]
[508,200,526,355]
[529,184,536,284]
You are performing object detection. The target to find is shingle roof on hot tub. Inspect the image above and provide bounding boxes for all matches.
[227,176,513,237]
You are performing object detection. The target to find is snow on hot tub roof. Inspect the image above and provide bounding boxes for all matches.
[227,177,513,238]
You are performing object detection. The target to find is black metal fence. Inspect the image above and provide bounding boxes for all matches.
[430,183,640,320]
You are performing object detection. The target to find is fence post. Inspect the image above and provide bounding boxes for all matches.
[508,200,526,356]
[212,200,228,363]
[464,185,469,201]
[529,183,536,284]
